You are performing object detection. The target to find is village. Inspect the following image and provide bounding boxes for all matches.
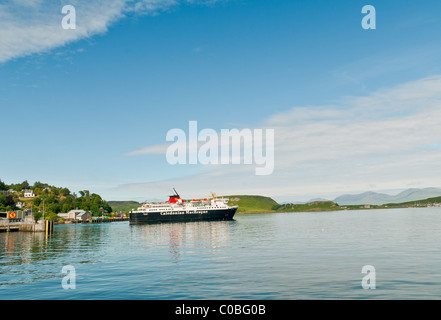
[0,183,128,232]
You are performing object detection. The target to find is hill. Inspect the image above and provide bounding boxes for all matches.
[273,201,341,212]
[384,195,441,208]
[0,179,113,219]
[226,195,279,213]
[334,188,441,205]
[108,201,141,213]
[226,196,341,213]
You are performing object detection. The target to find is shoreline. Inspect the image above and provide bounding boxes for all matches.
[236,205,440,215]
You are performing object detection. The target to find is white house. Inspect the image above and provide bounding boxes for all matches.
[16,202,26,209]
[58,209,91,221]
[23,190,35,198]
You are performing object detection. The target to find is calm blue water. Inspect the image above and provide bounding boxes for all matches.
[1,208,441,299]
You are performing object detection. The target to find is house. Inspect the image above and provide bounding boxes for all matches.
[16,202,26,209]
[58,209,92,221]
[23,190,35,198]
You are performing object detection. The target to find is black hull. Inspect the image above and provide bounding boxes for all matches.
[129,207,237,224]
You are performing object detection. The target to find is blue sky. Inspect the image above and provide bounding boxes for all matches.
[2,0,441,202]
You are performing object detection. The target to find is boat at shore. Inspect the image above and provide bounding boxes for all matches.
[129,189,238,224]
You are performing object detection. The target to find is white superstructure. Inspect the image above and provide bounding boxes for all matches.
[131,196,231,214]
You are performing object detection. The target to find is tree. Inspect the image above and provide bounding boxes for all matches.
[90,204,101,216]
[0,193,7,207]
[0,179,7,191]
[101,201,113,214]
[0,194,15,208]
[62,203,72,213]
[60,188,70,196]
[2,180,114,215]
[33,181,49,189]
[47,202,61,214]
[79,190,90,200]
[34,197,42,207]
[8,180,30,192]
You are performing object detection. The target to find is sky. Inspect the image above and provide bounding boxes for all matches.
[1,0,441,202]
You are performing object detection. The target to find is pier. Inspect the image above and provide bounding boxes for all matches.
[90,217,129,223]
[64,217,129,224]
[1,211,129,232]
[0,217,50,233]
[0,211,54,233]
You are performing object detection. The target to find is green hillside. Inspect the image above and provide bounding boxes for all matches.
[226,195,279,213]
[385,195,441,207]
[108,201,141,213]
[274,201,341,212]
[0,179,112,219]
[226,196,343,213]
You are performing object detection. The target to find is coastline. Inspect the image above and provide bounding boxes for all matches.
[236,205,440,215]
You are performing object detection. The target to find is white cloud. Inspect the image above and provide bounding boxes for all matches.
[119,75,441,202]
[0,0,123,63]
[124,143,170,156]
[0,0,225,64]
[12,0,44,8]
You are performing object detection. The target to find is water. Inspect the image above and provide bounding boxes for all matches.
[1,208,441,299]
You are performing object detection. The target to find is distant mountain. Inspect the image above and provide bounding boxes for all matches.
[308,197,330,202]
[334,188,441,205]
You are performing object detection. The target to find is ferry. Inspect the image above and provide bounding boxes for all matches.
[129,189,238,224]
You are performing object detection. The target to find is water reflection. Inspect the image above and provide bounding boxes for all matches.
[0,224,117,286]
[1,232,47,265]
[3,209,441,299]
[0,220,236,287]
[130,220,236,262]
